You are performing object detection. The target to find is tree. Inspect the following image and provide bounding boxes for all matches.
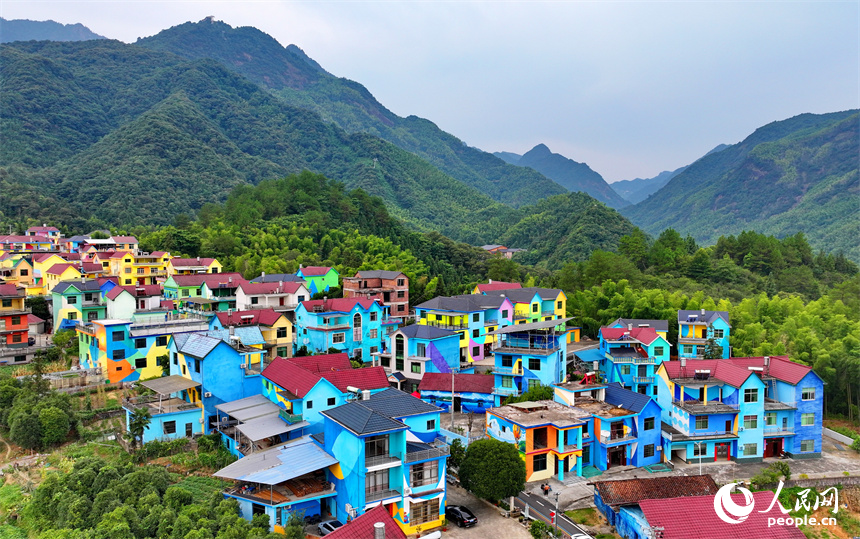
[448,439,466,470]
[127,407,152,450]
[702,337,724,359]
[458,439,526,502]
[487,256,521,283]
[40,406,71,447]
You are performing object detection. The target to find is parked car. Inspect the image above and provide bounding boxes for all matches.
[318,519,343,536]
[445,505,478,528]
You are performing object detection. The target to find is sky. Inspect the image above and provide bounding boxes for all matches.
[2,1,857,182]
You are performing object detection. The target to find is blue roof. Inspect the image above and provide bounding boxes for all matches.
[398,325,457,340]
[575,348,605,364]
[214,436,337,484]
[178,333,222,359]
[604,382,651,413]
[207,327,266,346]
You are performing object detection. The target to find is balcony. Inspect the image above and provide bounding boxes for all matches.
[227,479,335,506]
[599,432,636,444]
[365,453,402,470]
[661,428,737,442]
[541,310,556,317]
[494,365,523,376]
[405,439,450,462]
[494,386,520,397]
[764,398,796,411]
[484,318,499,327]
[764,426,795,437]
[279,410,303,424]
[123,396,201,416]
[673,399,739,414]
[365,487,401,503]
[555,442,579,453]
[633,376,655,384]
[633,356,657,364]
[423,320,467,331]
[74,322,96,335]
[678,336,708,344]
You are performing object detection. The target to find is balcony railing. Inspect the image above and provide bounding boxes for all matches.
[633,376,655,384]
[494,386,520,396]
[405,440,449,462]
[365,453,402,469]
[673,399,740,412]
[365,487,401,503]
[484,318,499,326]
[633,356,657,364]
[556,443,579,453]
[599,432,636,444]
[493,366,523,376]
[423,320,468,330]
[764,426,795,436]
[541,310,556,317]
[764,398,796,410]
[279,410,302,424]
[678,336,708,344]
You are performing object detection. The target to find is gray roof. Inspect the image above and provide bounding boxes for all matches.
[67,235,89,242]
[172,333,191,349]
[214,436,337,484]
[482,286,562,303]
[236,415,308,441]
[397,325,457,340]
[250,273,305,283]
[611,318,669,332]
[139,375,200,395]
[361,388,442,417]
[207,327,266,346]
[215,395,281,422]
[416,294,507,313]
[678,310,730,325]
[487,318,573,334]
[177,333,223,359]
[52,280,103,294]
[321,388,441,436]
[355,270,405,280]
[481,245,504,250]
[604,382,652,413]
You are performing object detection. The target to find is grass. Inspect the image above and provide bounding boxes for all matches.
[170,475,229,499]
[565,508,601,526]
[0,524,27,539]
[0,484,24,516]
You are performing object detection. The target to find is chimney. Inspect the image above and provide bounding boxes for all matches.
[489,279,493,284]
[299,264,303,269]
[374,522,385,539]
[680,357,687,368]
[262,271,266,277]
[627,323,633,331]
[701,308,706,315]
[228,277,232,284]
[197,257,201,262]
[362,389,371,401]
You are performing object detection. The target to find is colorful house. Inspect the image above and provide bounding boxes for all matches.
[491,318,570,397]
[250,272,306,284]
[26,225,62,246]
[608,318,668,340]
[167,257,223,277]
[592,325,672,396]
[122,375,204,443]
[0,256,34,290]
[296,266,339,296]
[235,281,309,314]
[294,298,384,362]
[104,284,165,320]
[480,287,567,325]
[486,400,587,482]
[0,235,53,252]
[107,251,171,286]
[418,372,498,413]
[414,294,515,363]
[43,264,83,293]
[0,284,31,364]
[51,279,109,331]
[212,309,294,360]
[376,325,462,393]
[162,272,244,308]
[320,388,448,535]
[472,280,522,295]
[343,270,409,318]
[677,309,731,359]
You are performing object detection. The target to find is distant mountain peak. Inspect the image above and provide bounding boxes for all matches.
[0,17,106,43]
[524,143,552,158]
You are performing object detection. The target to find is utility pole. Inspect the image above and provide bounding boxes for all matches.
[554,492,560,537]
[451,368,455,432]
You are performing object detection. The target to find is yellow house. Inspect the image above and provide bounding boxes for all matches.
[44,263,83,293]
[211,309,293,359]
[0,255,34,289]
[106,251,172,286]
[167,257,223,277]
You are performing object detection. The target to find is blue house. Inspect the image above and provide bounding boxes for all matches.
[122,375,205,444]
[376,324,462,394]
[677,309,731,359]
[294,298,384,362]
[418,372,499,413]
[592,325,671,397]
[490,318,570,397]
[320,388,449,536]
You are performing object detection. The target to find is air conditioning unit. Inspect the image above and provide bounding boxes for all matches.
[204,392,212,398]
[739,427,744,432]
[656,446,663,452]
[199,418,204,424]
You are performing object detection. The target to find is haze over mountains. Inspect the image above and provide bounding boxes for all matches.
[0,17,106,43]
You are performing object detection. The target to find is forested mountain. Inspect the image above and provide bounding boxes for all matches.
[623,111,860,261]
[0,17,106,43]
[498,144,630,209]
[611,144,728,204]
[135,19,567,208]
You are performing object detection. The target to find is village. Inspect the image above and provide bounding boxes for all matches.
[0,228,857,539]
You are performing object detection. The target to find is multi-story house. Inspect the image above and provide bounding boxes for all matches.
[0,235,53,252]
[608,318,668,340]
[26,225,62,247]
[166,257,223,277]
[415,294,515,363]
[122,375,205,444]
[110,236,139,253]
[162,272,244,311]
[486,399,588,482]
[235,281,309,315]
[656,358,766,463]
[343,270,409,318]
[51,279,110,331]
[491,319,570,397]
[418,372,498,413]
[294,298,384,362]
[107,251,171,286]
[321,388,448,535]
[471,280,522,295]
[479,287,567,325]
[62,235,90,253]
[211,309,294,359]
[104,284,166,320]
[199,275,247,312]
[677,309,731,359]
[0,256,34,291]
[594,325,671,396]
[375,325,462,393]
[296,266,339,296]
[0,284,31,365]
[43,263,83,293]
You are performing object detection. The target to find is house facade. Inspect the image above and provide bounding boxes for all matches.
[235,281,309,315]
[343,270,409,318]
[212,309,294,359]
[294,298,384,361]
[491,319,570,397]
[296,266,339,296]
[51,279,109,331]
[595,325,671,396]
[677,309,731,359]
[375,325,462,393]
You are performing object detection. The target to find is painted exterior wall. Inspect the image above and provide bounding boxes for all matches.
[297,268,339,296]
[415,298,516,363]
[294,302,383,360]
[235,285,309,312]
[598,332,671,396]
[128,406,203,444]
[678,316,731,359]
[493,332,567,397]
[785,372,824,458]
[261,376,342,435]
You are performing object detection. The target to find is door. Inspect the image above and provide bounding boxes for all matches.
[782,417,788,430]
[726,420,732,433]
[639,365,648,377]
[716,443,729,461]
[185,423,193,437]
[610,422,624,441]
[608,446,626,468]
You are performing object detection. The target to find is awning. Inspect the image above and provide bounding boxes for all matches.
[487,317,573,334]
[215,395,281,422]
[139,375,200,395]
[214,437,338,484]
[236,415,309,441]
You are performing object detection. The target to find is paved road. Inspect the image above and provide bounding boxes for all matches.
[514,491,593,539]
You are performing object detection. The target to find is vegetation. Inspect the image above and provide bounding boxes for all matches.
[447,439,466,470]
[458,438,526,502]
[750,461,791,488]
[0,374,77,451]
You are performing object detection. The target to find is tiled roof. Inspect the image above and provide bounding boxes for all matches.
[298,266,336,277]
[262,358,324,398]
[27,226,59,232]
[359,387,441,417]
[288,353,351,373]
[170,257,217,267]
[52,279,104,294]
[0,284,23,297]
[662,359,754,388]
[476,281,522,293]
[216,309,284,327]
[419,372,495,394]
[160,300,175,310]
[321,367,389,393]
[207,327,266,346]
[416,294,508,312]
[322,401,406,435]
[108,251,129,259]
[678,309,730,326]
[354,270,405,280]
[610,318,669,332]
[638,491,805,539]
[590,474,718,507]
[31,253,60,263]
[301,297,379,313]
[324,504,407,539]
[238,281,303,295]
[46,263,79,276]
[604,383,652,413]
[27,314,45,324]
[600,327,662,346]
[80,262,102,272]
[106,284,162,301]
[263,356,388,397]
[67,235,89,242]
[0,235,51,243]
[110,236,137,243]
[482,286,562,303]
[105,287,128,300]
[250,273,305,283]
[170,272,244,287]
[725,356,816,385]
[397,325,457,340]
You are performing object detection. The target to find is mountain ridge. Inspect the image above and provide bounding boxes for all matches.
[0,17,106,43]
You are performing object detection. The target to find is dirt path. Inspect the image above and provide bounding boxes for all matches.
[0,437,12,464]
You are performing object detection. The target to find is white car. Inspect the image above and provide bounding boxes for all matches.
[318,519,343,536]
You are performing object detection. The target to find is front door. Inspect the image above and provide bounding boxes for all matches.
[608,446,626,468]
[715,443,729,461]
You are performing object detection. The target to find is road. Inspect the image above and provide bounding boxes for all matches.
[514,491,593,539]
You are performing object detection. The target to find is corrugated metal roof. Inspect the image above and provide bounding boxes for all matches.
[214,437,337,484]
[140,375,200,395]
[236,415,308,441]
[178,333,222,359]
[215,395,281,422]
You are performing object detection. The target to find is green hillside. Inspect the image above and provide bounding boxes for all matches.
[0,17,106,43]
[623,111,860,260]
[136,19,568,207]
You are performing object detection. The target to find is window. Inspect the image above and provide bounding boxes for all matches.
[582,422,589,436]
[501,425,507,433]
[801,387,815,401]
[653,385,658,396]
[743,443,757,456]
[501,355,513,367]
[124,268,131,274]
[531,303,538,313]
[472,329,479,338]
[502,376,513,388]
[427,419,435,430]
[181,290,189,297]
[397,278,405,287]
[471,346,479,357]
[163,421,176,435]
[620,365,631,375]
[135,338,146,349]
[68,312,77,320]
[194,359,200,373]
[370,312,378,322]
[765,413,776,426]
[528,358,541,371]
[695,416,708,430]
[744,388,758,403]
[124,279,132,285]
[135,357,147,369]
[557,300,562,309]
[644,444,655,458]
[528,379,540,390]
[653,346,664,356]
[743,415,758,429]
[800,439,814,452]
[397,305,405,312]
[532,454,547,472]
[13,355,26,363]
[137,268,144,274]
[502,310,509,319]
[460,332,466,341]
[644,417,655,431]
[332,333,345,344]
[801,413,814,426]
[416,343,426,357]
[411,362,421,374]
[693,443,707,456]
[20,269,28,276]
[249,296,259,305]
[365,434,388,458]
[397,291,405,298]
[396,357,404,370]
[327,397,336,406]
[1,299,10,308]
[112,350,125,360]
[381,355,390,367]
[713,329,724,339]
[11,334,21,343]
[306,401,313,410]
[370,346,378,355]
[172,353,178,365]
[181,365,186,375]
[67,296,77,305]
[472,313,479,323]
[411,499,439,526]
[411,461,439,488]
[682,344,693,355]
[156,336,167,346]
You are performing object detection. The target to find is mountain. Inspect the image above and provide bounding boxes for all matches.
[135,19,567,208]
[509,144,631,209]
[611,144,729,204]
[0,18,106,43]
[493,151,522,165]
[623,111,860,261]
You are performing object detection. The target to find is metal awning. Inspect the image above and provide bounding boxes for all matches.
[214,437,337,484]
[215,395,281,422]
[139,375,200,395]
[487,318,573,334]
[236,415,309,441]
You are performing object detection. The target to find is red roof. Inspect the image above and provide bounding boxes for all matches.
[98,276,119,286]
[324,504,406,539]
[80,262,102,273]
[0,235,50,243]
[288,353,352,373]
[238,281,303,295]
[61,253,82,261]
[301,297,379,313]
[216,309,284,327]
[725,356,815,385]
[321,366,389,393]
[27,314,45,324]
[170,257,217,267]
[419,372,495,394]
[0,284,23,297]
[160,300,175,310]
[31,253,61,263]
[298,265,334,277]
[262,357,388,397]
[150,251,168,257]
[27,226,59,233]
[106,284,163,300]
[110,236,138,243]
[46,263,79,276]
[600,327,662,346]
[476,281,522,293]
[662,360,754,388]
[639,492,806,539]
[170,272,245,287]
[590,475,718,507]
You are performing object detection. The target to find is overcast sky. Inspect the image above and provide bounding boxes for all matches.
[2,1,857,182]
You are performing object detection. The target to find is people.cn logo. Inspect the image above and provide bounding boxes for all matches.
[713,482,755,524]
